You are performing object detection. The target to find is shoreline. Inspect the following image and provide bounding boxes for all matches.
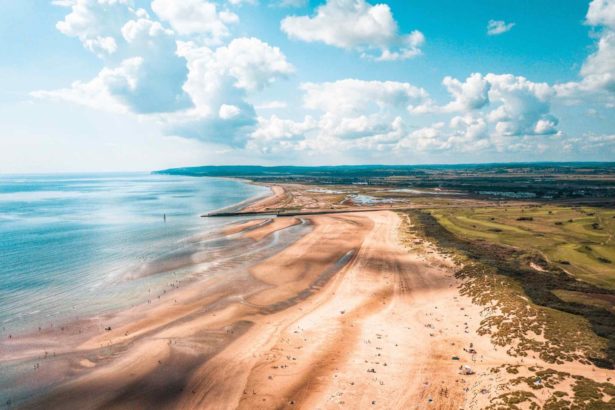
[0,176,272,339]
[0,179,290,406]
[3,178,275,334]
[2,181,613,408]
[202,178,276,215]
[0,214,310,407]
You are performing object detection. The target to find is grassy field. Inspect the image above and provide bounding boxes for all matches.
[552,290,615,314]
[401,210,614,367]
[429,205,615,290]
[403,208,615,372]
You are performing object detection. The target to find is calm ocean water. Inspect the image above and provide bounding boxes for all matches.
[0,173,268,335]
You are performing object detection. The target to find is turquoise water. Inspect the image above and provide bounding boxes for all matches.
[0,173,268,335]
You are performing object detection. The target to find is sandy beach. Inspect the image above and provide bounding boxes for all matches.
[2,185,613,409]
[6,0,615,406]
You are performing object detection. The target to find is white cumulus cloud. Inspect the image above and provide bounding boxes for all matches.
[556,0,615,98]
[302,79,428,116]
[37,14,191,114]
[281,0,424,61]
[586,0,615,28]
[442,73,491,111]
[54,0,134,56]
[40,0,614,159]
[486,20,515,36]
[485,73,557,137]
[218,104,241,119]
[249,115,316,149]
[151,0,238,43]
[248,79,431,153]
[425,73,559,138]
[37,0,294,147]
[160,37,294,145]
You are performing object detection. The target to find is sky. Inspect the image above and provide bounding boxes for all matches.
[1,0,614,173]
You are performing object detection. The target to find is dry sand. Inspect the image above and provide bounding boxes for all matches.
[242,185,288,212]
[3,189,613,408]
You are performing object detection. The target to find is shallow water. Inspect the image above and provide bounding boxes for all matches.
[350,194,395,204]
[0,173,268,335]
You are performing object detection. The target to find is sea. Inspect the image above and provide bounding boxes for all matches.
[0,173,268,336]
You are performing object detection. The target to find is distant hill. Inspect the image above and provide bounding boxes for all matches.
[153,163,615,200]
[154,163,615,179]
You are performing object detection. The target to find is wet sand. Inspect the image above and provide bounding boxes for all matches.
[2,186,613,409]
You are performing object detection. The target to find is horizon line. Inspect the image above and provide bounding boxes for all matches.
[3,161,615,176]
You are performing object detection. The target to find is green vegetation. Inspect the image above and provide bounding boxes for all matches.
[155,163,615,200]
[401,210,615,368]
[402,209,615,407]
[457,263,606,364]
[488,365,615,408]
[503,369,614,409]
[429,205,615,289]
[552,290,615,313]
[485,391,539,410]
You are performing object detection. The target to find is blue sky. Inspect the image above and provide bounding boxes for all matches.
[0,0,614,172]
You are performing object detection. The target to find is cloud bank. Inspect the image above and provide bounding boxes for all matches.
[32,0,615,161]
